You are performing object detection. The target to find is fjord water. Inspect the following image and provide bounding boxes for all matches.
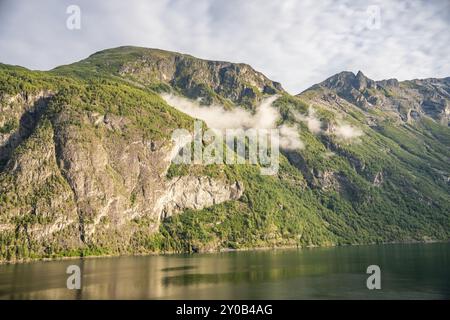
[0,243,449,299]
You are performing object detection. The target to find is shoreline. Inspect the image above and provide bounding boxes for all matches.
[0,239,447,266]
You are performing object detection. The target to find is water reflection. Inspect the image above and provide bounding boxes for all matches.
[0,243,449,299]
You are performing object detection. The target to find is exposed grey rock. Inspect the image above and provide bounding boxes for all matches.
[301,71,450,124]
[0,95,244,256]
[373,171,384,187]
[0,91,53,170]
[157,176,243,219]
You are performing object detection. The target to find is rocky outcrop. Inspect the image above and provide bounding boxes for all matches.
[373,171,384,187]
[157,177,243,219]
[0,91,53,170]
[305,71,376,109]
[0,117,81,259]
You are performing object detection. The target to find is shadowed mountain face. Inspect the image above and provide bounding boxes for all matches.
[0,46,449,262]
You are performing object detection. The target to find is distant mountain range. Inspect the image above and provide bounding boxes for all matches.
[0,46,448,262]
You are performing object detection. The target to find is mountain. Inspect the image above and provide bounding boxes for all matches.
[53,46,284,109]
[0,46,449,262]
[303,70,450,124]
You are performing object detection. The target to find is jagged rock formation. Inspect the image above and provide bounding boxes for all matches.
[303,70,450,125]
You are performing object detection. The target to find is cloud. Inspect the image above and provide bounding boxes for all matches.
[278,125,304,150]
[161,93,303,150]
[292,108,322,134]
[161,94,280,130]
[334,123,363,140]
[0,0,448,93]
[292,107,363,141]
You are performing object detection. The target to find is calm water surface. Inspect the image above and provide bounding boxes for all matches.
[0,243,449,299]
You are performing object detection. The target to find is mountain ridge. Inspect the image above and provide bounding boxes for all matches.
[300,70,450,126]
[53,46,284,110]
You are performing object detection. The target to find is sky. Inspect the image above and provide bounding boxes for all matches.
[0,0,449,93]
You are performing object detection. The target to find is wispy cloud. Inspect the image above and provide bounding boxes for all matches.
[334,123,363,140]
[293,108,363,141]
[0,0,448,93]
[292,108,322,134]
[161,93,304,150]
[161,94,280,130]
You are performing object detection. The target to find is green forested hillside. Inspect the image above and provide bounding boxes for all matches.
[0,47,448,262]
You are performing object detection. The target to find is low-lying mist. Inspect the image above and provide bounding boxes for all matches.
[292,107,363,140]
[161,94,304,150]
[161,93,362,153]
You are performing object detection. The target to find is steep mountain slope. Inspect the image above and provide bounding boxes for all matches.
[0,47,449,262]
[285,72,450,243]
[0,63,244,260]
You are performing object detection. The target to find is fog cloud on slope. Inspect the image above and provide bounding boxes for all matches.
[334,123,363,140]
[161,93,303,150]
[292,107,363,141]
[292,108,322,134]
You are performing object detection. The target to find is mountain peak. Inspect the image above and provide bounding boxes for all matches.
[54,46,284,109]
[354,70,376,90]
[299,69,449,124]
[313,70,376,92]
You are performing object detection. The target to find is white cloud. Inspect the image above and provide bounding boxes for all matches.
[292,108,322,134]
[334,123,363,140]
[0,0,448,93]
[278,125,305,150]
[161,94,280,130]
[161,93,303,150]
[292,107,363,141]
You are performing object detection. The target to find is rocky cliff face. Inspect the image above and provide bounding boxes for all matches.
[0,76,243,261]
[157,177,243,219]
[0,91,53,169]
